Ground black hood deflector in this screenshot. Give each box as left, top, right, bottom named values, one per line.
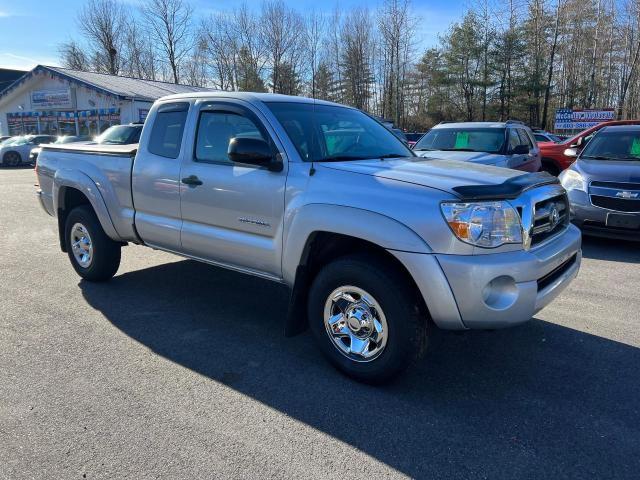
left=452, top=172, right=560, bottom=200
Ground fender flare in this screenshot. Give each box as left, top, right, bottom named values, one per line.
left=53, top=169, right=120, bottom=242
left=281, top=203, right=431, bottom=285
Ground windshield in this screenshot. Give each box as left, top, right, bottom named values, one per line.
left=414, top=127, right=506, bottom=154
left=8, top=136, right=34, bottom=146
left=265, top=103, right=413, bottom=162
left=95, top=125, right=142, bottom=145
left=580, top=130, right=640, bottom=161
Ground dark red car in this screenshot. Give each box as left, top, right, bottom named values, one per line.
left=539, top=120, right=640, bottom=175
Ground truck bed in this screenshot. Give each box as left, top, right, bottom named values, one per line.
left=37, top=143, right=139, bottom=243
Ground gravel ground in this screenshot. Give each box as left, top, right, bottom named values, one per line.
left=1, top=167, right=639, bottom=479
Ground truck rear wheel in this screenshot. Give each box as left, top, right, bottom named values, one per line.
left=308, top=254, right=427, bottom=383
left=64, top=205, right=121, bottom=281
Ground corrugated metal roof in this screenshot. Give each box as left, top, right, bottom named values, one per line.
left=0, top=65, right=212, bottom=102
left=44, top=66, right=212, bottom=100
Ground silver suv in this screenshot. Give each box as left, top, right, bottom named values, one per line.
left=413, top=121, right=542, bottom=172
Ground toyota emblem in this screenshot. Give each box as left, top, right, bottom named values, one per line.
left=549, top=205, right=560, bottom=228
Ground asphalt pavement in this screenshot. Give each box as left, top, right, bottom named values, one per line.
left=1, top=167, right=639, bottom=479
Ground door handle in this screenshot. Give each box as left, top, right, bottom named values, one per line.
left=182, top=175, right=203, bottom=187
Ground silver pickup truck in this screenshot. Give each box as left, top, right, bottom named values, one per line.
left=36, top=93, right=581, bottom=383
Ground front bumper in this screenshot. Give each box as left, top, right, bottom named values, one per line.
left=568, top=189, right=640, bottom=241
left=392, top=224, right=581, bottom=330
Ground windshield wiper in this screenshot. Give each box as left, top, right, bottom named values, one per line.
left=413, top=148, right=435, bottom=151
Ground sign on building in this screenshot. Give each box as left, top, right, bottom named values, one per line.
left=554, top=108, right=615, bottom=130
left=30, top=88, right=76, bottom=109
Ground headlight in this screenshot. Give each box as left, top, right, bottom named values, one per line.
left=558, top=169, right=585, bottom=192
left=441, top=201, right=523, bottom=248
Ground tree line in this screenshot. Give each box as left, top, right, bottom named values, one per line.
left=60, top=0, right=640, bottom=131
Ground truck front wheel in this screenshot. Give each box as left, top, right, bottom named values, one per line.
left=64, top=205, right=121, bottom=281
left=308, top=254, right=427, bottom=383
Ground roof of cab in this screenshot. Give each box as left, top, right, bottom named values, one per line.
left=157, top=91, right=347, bottom=108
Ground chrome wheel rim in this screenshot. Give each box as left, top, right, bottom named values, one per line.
left=70, top=223, right=93, bottom=268
left=323, top=286, right=388, bottom=362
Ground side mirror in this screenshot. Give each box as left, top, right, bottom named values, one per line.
left=510, top=145, right=529, bottom=155
left=563, top=148, right=578, bottom=158
left=228, top=137, right=282, bottom=172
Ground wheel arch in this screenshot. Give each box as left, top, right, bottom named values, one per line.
left=282, top=204, right=431, bottom=336
left=53, top=171, right=120, bottom=251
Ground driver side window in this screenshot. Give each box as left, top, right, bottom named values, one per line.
left=195, top=111, right=267, bottom=164
left=508, top=129, right=521, bottom=151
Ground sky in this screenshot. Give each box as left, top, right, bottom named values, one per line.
left=0, top=0, right=467, bottom=72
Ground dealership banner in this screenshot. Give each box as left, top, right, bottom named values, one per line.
left=30, top=88, right=76, bottom=109
left=554, top=108, right=615, bottom=130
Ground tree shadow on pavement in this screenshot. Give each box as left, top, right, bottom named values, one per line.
left=80, top=259, right=640, bottom=479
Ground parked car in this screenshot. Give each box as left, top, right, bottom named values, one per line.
left=1, top=135, right=56, bottom=167
left=413, top=121, right=541, bottom=172
left=532, top=130, right=563, bottom=143
left=93, top=123, right=143, bottom=145
left=0, top=135, right=11, bottom=144
left=559, top=124, right=640, bottom=241
left=405, top=132, right=424, bottom=148
left=36, top=92, right=580, bottom=383
left=539, top=120, right=640, bottom=175
left=30, top=135, right=92, bottom=163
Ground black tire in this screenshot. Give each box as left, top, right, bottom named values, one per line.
left=308, top=254, right=427, bottom=384
left=64, top=205, right=121, bottom=281
left=2, top=152, right=21, bottom=167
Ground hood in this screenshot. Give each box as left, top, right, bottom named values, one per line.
left=414, top=150, right=507, bottom=167
left=574, top=158, right=640, bottom=183
left=317, top=157, right=524, bottom=195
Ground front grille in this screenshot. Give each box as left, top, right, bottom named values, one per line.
left=589, top=181, right=640, bottom=212
left=590, top=195, right=640, bottom=212
left=530, top=194, right=569, bottom=246
left=591, top=180, right=640, bottom=190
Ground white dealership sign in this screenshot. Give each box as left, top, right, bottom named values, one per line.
left=554, top=108, right=615, bottom=130
left=30, top=88, right=76, bottom=109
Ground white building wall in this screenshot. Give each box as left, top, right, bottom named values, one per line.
left=0, top=69, right=140, bottom=136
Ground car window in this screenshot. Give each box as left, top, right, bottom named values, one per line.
left=508, top=129, right=521, bottom=151
left=534, top=134, right=546, bottom=142
left=266, top=102, right=412, bottom=161
left=195, top=111, right=268, bottom=164
left=148, top=103, right=189, bottom=159
left=517, top=129, right=534, bottom=148
left=580, top=130, right=640, bottom=160
left=415, top=127, right=506, bottom=154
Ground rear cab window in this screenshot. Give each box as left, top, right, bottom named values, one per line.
left=148, top=102, right=189, bottom=158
